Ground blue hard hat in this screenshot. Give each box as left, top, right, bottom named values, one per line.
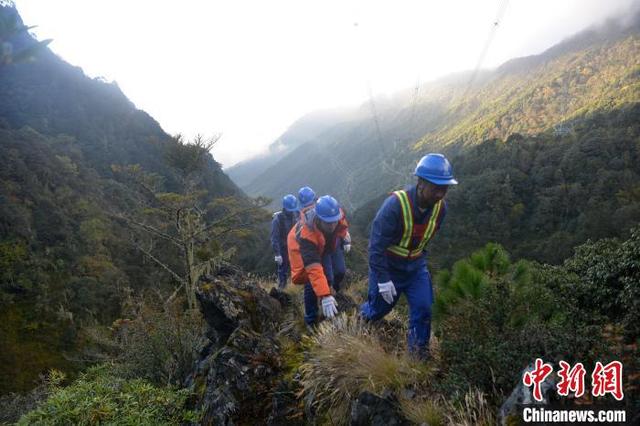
left=298, top=186, right=316, bottom=208
left=315, top=195, right=342, bottom=223
left=414, top=153, right=458, bottom=185
left=282, top=194, right=300, bottom=212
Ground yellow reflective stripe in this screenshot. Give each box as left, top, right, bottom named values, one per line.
left=387, top=245, right=410, bottom=257
left=409, top=249, right=423, bottom=258
left=394, top=191, right=411, bottom=248
left=393, top=190, right=413, bottom=248
left=388, top=200, right=442, bottom=259
left=388, top=191, right=443, bottom=259
left=426, top=200, right=443, bottom=241
left=416, top=200, right=443, bottom=252
left=389, top=246, right=426, bottom=258
left=388, top=190, right=414, bottom=258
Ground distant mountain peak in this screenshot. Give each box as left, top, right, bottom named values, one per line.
left=233, top=17, right=640, bottom=212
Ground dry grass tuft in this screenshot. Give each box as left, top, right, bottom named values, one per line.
left=299, top=313, right=432, bottom=423
left=399, top=395, right=446, bottom=426
left=283, top=282, right=304, bottom=297
left=400, top=388, right=495, bottom=426
left=341, top=276, right=368, bottom=305
left=444, top=388, right=496, bottom=426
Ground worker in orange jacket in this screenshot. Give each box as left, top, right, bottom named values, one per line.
left=297, top=185, right=351, bottom=291
left=287, top=195, right=349, bottom=326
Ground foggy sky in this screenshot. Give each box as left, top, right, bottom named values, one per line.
left=13, top=0, right=639, bottom=167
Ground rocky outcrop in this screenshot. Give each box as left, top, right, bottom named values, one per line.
left=187, top=272, right=410, bottom=425
left=187, top=274, right=292, bottom=425
left=350, top=391, right=409, bottom=426
left=499, top=363, right=557, bottom=425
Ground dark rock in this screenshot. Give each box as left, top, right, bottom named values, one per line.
left=213, top=261, right=242, bottom=277
left=269, top=287, right=293, bottom=308
left=196, top=329, right=282, bottom=425
left=189, top=273, right=363, bottom=424
left=350, top=391, right=410, bottom=426
left=401, top=388, right=416, bottom=400
left=196, top=275, right=282, bottom=345
left=188, top=276, right=289, bottom=424
left=499, top=363, right=557, bottom=426
left=267, top=379, right=305, bottom=426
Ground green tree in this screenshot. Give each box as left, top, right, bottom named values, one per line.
left=112, top=135, right=269, bottom=309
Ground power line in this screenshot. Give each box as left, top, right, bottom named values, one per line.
left=303, top=1, right=511, bottom=210
left=461, top=0, right=510, bottom=100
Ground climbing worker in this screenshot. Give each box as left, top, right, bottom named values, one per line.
left=361, top=153, right=458, bottom=359
left=298, top=186, right=316, bottom=215
left=298, top=185, right=351, bottom=290
left=271, top=194, right=300, bottom=289
left=325, top=208, right=351, bottom=292
left=288, top=195, right=349, bottom=326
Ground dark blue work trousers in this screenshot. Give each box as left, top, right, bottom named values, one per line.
left=303, top=245, right=346, bottom=325
left=361, top=265, right=433, bottom=357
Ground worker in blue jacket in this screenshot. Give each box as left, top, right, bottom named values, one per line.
left=271, top=194, right=300, bottom=289
left=361, top=153, right=458, bottom=359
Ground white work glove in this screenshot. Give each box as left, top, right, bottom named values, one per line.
left=321, top=296, right=338, bottom=319
left=378, top=281, right=397, bottom=304
left=274, top=255, right=283, bottom=265
left=343, top=232, right=352, bottom=253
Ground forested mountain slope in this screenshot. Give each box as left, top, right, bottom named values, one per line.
left=351, top=103, right=640, bottom=269
left=0, top=4, right=268, bottom=393
left=240, top=11, right=640, bottom=214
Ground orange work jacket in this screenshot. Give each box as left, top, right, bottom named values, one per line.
left=287, top=209, right=348, bottom=297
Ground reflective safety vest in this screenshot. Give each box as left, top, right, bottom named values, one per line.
left=386, top=190, right=443, bottom=259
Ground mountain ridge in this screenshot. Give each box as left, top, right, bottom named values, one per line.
left=233, top=9, right=640, bottom=212
left=0, top=3, right=269, bottom=393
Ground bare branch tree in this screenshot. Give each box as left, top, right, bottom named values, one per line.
left=110, top=134, right=269, bottom=309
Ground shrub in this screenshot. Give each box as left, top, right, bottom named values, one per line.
left=0, top=369, right=64, bottom=424
left=17, top=364, right=198, bottom=425
left=109, top=297, right=204, bottom=386
left=433, top=243, right=607, bottom=398
left=561, top=226, right=640, bottom=341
